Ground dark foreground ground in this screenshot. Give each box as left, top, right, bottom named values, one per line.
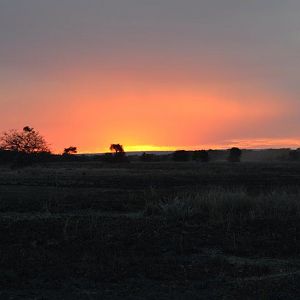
left=1, top=161, right=300, bottom=299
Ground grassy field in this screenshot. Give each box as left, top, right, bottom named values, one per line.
left=2, top=161, right=300, bottom=299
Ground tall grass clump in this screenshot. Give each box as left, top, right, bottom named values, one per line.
left=144, top=187, right=300, bottom=224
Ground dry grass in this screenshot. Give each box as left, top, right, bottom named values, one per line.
left=144, top=187, right=300, bottom=223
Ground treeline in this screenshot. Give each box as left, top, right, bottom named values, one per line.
left=139, top=148, right=242, bottom=163
left=0, top=126, right=300, bottom=167
left=159, top=148, right=300, bottom=163
left=0, top=148, right=241, bottom=166
left=171, top=148, right=241, bottom=162
left=0, top=126, right=129, bottom=167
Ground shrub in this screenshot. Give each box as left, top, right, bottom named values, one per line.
left=193, top=150, right=210, bottom=162
left=228, top=147, right=242, bottom=162
left=172, top=150, right=190, bottom=162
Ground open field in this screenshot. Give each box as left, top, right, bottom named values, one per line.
left=2, top=161, right=300, bottom=299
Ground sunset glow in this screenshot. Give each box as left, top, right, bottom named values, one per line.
left=1, top=1, right=300, bottom=153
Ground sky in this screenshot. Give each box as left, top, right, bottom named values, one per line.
left=1, top=0, right=300, bottom=153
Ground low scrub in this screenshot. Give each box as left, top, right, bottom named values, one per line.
left=144, top=187, right=300, bottom=224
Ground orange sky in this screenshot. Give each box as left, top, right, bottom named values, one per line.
left=2, top=69, right=296, bottom=153
left=1, top=1, right=300, bottom=153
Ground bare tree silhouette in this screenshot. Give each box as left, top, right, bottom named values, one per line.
left=0, top=126, right=50, bottom=153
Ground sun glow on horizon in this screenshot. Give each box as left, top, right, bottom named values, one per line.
left=124, top=145, right=178, bottom=152
left=1, top=65, right=294, bottom=154
left=75, top=137, right=300, bottom=155
left=1, top=1, right=300, bottom=156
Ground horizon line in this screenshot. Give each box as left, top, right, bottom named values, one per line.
left=77, top=147, right=299, bottom=155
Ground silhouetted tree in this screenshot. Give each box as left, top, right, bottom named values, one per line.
left=109, top=144, right=124, bottom=154
left=228, top=147, right=242, bottom=162
left=0, top=126, right=50, bottom=154
left=172, top=150, right=190, bottom=162
left=63, top=146, right=78, bottom=155
left=109, top=144, right=127, bottom=162
left=193, top=150, right=209, bottom=162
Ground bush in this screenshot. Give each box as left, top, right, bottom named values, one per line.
left=172, top=150, right=190, bottom=162
left=193, top=150, right=209, bottom=162
left=228, top=147, right=242, bottom=162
